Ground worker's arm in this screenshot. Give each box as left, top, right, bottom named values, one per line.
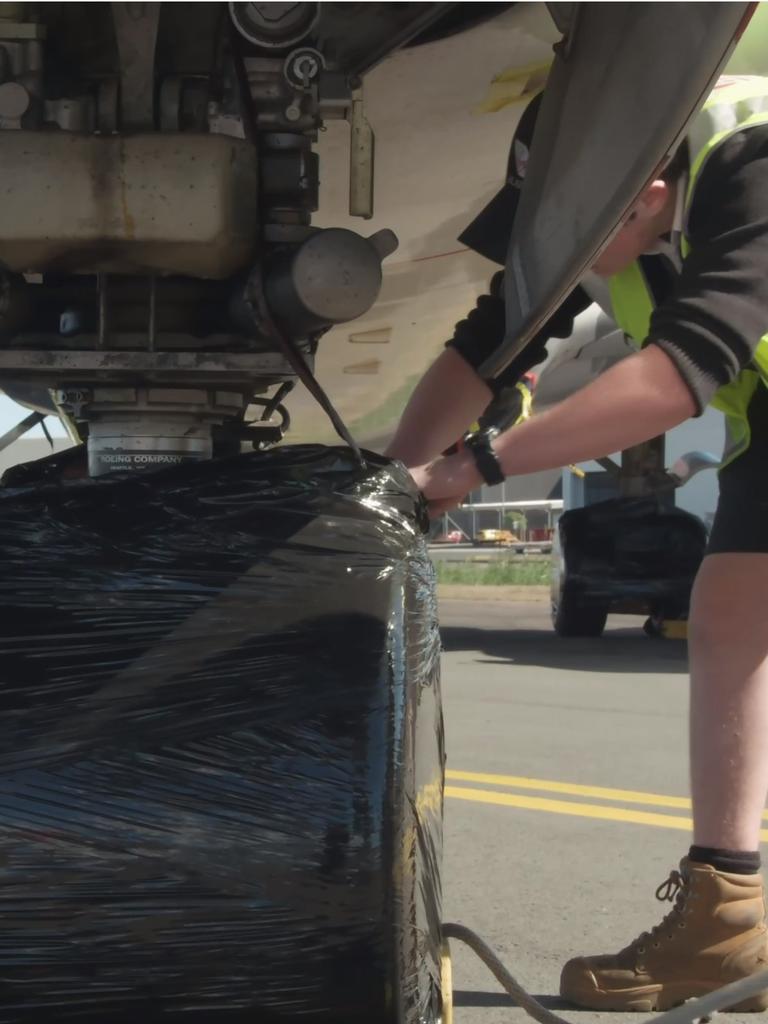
left=410, top=344, right=696, bottom=510
left=411, top=127, right=768, bottom=505
left=384, top=348, right=492, bottom=465
left=647, top=126, right=768, bottom=408
left=385, top=274, right=590, bottom=467
left=385, top=274, right=510, bottom=465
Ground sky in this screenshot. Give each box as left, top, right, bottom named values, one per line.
left=0, top=395, right=67, bottom=440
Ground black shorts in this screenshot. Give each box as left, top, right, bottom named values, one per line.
left=707, top=381, right=768, bottom=554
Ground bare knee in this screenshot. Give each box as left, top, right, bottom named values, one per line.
left=689, top=553, right=768, bottom=674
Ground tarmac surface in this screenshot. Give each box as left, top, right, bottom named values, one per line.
left=439, top=598, right=765, bottom=1024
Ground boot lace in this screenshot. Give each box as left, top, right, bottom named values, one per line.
left=632, top=869, right=690, bottom=956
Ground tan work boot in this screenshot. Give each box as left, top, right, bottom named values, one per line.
left=560, top=858, right=768, bottom=1012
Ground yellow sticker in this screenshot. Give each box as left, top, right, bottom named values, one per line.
left=476, top=60, right=552, bottom=114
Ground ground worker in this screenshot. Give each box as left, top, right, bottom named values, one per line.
left=386, top=76, right=768, bottom=1011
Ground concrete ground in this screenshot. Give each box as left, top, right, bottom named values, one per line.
left=439, top=599, right=765, bottom=1024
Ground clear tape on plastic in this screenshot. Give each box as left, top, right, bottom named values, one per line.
left=0, top=445, right=445, bottom=1023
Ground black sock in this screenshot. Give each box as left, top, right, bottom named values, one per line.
left=689, top=845, right=762, bottom=875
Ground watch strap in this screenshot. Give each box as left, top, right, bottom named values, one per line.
left=465, top=431, right=505, bottom=486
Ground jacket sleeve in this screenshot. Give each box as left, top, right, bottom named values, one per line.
left=647, top=124, right=768, bottom=413
left=446, top=271, right=591, bottom=393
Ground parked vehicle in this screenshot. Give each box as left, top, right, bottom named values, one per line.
left=476, top=528, right=519, bottom=546
left=433, top=529, right=464, bottom=544
left=551, top=496, right=707, bottom=637
left=551, top=451, right=717, bottom=636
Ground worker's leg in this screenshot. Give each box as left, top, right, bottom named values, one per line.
left=689, top=405, right=768, bottom=853
left=561, top=559, right=768, bottom=1011
left=689, top=553, right=768, bottom=850
left=560, top=395, right=768, bottom=1010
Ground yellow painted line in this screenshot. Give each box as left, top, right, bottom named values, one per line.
left=446, top=769, right=689, bottom=808
left=445, top=785, right=693, bottom=830
left=445, top=786, right=768, bottom=842
left=446, top=769, right=768, bottom=821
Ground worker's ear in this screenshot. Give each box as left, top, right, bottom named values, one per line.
left=629, top=179, right=670, bottom=222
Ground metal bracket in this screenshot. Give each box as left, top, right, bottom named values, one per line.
left=596, top=456, right=621, bottom=476
left=49, top=388, right=84, bottom=444
left=348, top=85, right=374, bottom=219
left=112, top=2, right=161, bottom=129
left=0, top=349, right=303, bottom=385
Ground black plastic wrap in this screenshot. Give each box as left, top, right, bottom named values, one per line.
left=0, top=446, right=444, bottom=1024
left=557, top=496, right=707, bottom=615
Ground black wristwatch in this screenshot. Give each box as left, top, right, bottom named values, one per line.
left=465, top=430, right=505, bottom=486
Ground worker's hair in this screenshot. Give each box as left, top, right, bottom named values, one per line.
left=660, top=140, right=689, bottom=183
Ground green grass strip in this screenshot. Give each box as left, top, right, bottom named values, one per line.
left=435, top=561, right=550, bottom=586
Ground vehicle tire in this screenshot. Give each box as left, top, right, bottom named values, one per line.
left=552, top=590, right=608, bottom=637
left=643, top=615, right=663, bottom=638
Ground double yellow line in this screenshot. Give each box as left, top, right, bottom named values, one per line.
left=446, top=770, right=768, bottom=842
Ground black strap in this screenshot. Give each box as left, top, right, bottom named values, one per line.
left=272, top=327, right=365, bottom=468
left=465, top=431, right=505, bottom=486
left=244, top=275, right=365, bottom=468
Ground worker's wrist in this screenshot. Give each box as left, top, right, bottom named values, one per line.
left=451, top=449, right=483, bottom=494
left=465, top=430, right=505, bottom=486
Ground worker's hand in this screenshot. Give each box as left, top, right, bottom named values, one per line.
left=409, top=452, right=482, bottom=518
left=425, top=495, right=469, bottom=517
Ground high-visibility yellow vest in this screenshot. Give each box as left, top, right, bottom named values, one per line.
left=511, top=378, right=534, bottom=424
left=607, top=76, right=768, bottom=466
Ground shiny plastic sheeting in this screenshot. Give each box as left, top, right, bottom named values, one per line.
left=0, top=446, right=445, bottom=1024
left=557, top=496, right=707, bottom=616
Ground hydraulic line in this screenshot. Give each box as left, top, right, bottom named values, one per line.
left=443, top=922, right=768, bottom=1024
